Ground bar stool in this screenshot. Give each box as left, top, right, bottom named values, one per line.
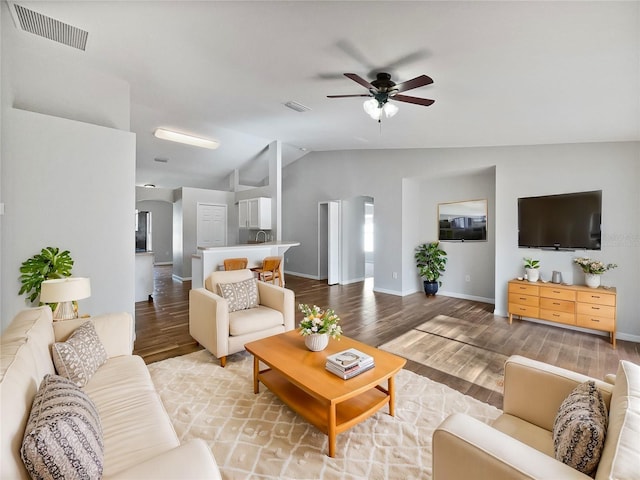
left=254, top=256, right=282, bottom=286
left=223, top=257, right=248, bottom=271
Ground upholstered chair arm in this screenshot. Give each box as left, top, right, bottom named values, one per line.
left=189, top=288, right=230, bottom=359
left=433, top=414, right=590, bottom=480
left=53, top=312, right=134, bottom=358
left=502, top=355, right=613, bottom=431
left=256, top=282, right=296, bottom=331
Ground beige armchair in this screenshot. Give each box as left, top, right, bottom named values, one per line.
left=189, top=269, right=295, bottom=367
left=433, top=355, right=639, bottom=479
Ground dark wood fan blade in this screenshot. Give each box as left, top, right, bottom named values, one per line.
left=344, top=73, right=375, bottom=90
left=394, top=75, right=434, bottom=93
left=393, top=94, right=435, bottom=106
left=327, top=94, right=371, bottom=98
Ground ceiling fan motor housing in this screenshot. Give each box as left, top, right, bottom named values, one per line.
left=370, top=73, right=398, bottom=105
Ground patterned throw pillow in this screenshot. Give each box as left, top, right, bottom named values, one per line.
left=52, top=321, right=108, bottom=387
left=553, top=380, right=608, bottom=476
left=21, top=374, right=103, bottom=480
left=217, top=278, right=260, bottom=312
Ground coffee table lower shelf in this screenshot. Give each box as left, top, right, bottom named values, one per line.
left=258, top=368, right=391, bottom=456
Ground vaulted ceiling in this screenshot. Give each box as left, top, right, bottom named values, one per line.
left=4, top=1, right=639, bottom=189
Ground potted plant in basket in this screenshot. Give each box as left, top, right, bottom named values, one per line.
left=415, top=242, right=447, bottom=296
left=523, top=257, right=540, bottom=283
left=298, top=304, right=342, bottom=351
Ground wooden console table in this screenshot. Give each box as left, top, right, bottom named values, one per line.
left=508, top=279, right=617, bottom=348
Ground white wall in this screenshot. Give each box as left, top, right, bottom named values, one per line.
left=172, top=187, right=235, bottom=280
left=1, top=109, right=136, bottom=328
left=282, top=142, right=640, bottom=340
left=403, top=167, right=496, bottom=301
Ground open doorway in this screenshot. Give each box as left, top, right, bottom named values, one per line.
left=364, top=202, right=374, bottom=278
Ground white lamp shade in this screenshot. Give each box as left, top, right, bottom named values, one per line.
left=383, top=102, right=399, bottom=118
left=363, top=98, right=381, bottom=120
left=40, top=277, right=91, bottom=303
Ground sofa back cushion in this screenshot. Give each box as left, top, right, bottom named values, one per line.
left=1, top=307, right=56, bottom=480
left=205, top=269, right=254, bottom=296
left=595, top=360, right=640, bottom=479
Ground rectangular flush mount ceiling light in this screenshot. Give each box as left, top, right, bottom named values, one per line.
left=154, top=128, right=220, bottom=149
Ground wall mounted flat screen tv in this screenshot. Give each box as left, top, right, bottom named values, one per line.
left=518, top=190, right=602, bottom=250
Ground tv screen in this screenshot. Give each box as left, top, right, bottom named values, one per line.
left=518, top=190, right=602, bottom=250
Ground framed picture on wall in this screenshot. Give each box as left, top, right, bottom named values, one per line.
left=438, top=199, right=488, bottom=242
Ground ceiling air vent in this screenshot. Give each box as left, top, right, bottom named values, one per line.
left=12, top=3, right=88, bottom=51
left=284, top=101, right=311, bottom=113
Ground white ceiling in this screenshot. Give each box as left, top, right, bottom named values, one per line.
left=5, top=1, right=639, bottom=189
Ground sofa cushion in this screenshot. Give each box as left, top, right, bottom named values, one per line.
left=52, top=321, right=108, bottom=387
left=21, top=374, right=103, bottom=480
left=553, top=380, right=608, bottom=476
left=83, top=355, right=180, bottom=477
left=217, top=278, right=260, bottom=312
left=595, top=360, right=640, bottom=479
left=229, top=305, right=284, bottom=336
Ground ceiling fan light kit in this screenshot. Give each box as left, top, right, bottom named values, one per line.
left=329, top=72, right=434, bottom=121
left=154, top=128, right=220, bottom=150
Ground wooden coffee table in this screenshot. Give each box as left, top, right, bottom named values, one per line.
left=244, top=330, right=406, bottom=457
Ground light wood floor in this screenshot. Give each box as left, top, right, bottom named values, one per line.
left=134, top=266, right=640, bottom=408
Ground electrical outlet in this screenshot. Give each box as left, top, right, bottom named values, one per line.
left=392, top=272, right=398, bottom=279
left=465, top=275, right=471, bottom=282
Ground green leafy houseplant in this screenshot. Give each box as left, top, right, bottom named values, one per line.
left=19, top=247, right=74, bottom=304
left=415, top=242, right=448, bottom=286
left=523, top=257, right=540, bottom=269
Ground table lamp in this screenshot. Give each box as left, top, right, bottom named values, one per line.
left=40, top=277, right=91, bottom=321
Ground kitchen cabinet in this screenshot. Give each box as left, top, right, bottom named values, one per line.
left=239, top=197, right=271, bottom=229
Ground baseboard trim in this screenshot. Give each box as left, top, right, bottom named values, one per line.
left=498, top=314, right=640, bottom=343
left=373, top=287, right=404, bottom=296
left=284, top=270, right=320, bottom=280
left=172, top=274, right=191, bottom=282
left=154, top=261, right=172, bottom=266
left=438, top=290, right=496, bottom=304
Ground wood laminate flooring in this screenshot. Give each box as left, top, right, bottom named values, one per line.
left=134, top=266, right=640, bottom=408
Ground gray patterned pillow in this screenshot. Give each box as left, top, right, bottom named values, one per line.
left=217, top=278, right=260, bottom=312
left=52, top=321, right=108, bottom=387
left=21, top=374, right=103, bottom=480
left=553, top=380, right=608, bottom=476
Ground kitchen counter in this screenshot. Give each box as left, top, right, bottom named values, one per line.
left=192, top=241, right=300, bottom=288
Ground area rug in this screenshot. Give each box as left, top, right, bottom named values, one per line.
left=379, top=315, right=508, bottom=394
left=148, top=349, right=501, bottom=479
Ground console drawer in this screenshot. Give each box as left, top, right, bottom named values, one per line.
left=577, top=314, right=615, bottom=332
left=577, top=291, right=616, bottom=306
left=509, top=303, right=539, bottom=318
left=576, top=303, right=615, bottom=318
left=540, top=309, right=575, bottom=325
left=508, top=293, right=539, bottom=307
left=540, top=297, right=575, bottom=313
left=540, top=286, right=576, bottom=301
left=509, top=282, right=539, bottom=296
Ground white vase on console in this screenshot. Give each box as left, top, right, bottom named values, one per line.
left=585, top=273, right=601, bottom=288
left=526, top=268, right=540, bottom=283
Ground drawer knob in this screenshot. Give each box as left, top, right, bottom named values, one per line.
left=553, top=314, right=560, bottom=317
left=553, top=302, right=560, bottom=305
left=591, top=318, right=600, bottom=322
left=519, top=297, right=527, bottom=301
left=592, top=307, right=600, bottom=310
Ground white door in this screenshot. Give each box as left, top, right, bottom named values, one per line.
left=197, top=203, right=227, bottom=247
left=327, top=201, right=341, bottom=285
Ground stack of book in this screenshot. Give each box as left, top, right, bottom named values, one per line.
left=325, top=348, right=375, bottom=379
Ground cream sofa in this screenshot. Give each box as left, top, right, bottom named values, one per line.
left=1, top=306, right=221, bottom=479
left=433, top=355, right=639, bottom=479
left=190, top=269, right=295, bottom=367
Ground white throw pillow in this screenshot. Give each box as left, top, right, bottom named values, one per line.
left=52, top=321, right=108, bottom=387
left=218, top=278, right=260, bottom=312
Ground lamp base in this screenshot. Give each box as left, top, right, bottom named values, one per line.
left=52, top=301, right=78, bottom=321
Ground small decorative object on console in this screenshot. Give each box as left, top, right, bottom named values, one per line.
left=523, top=257, right=540, bottom=283
left=573, top=257, right=617, bottom=289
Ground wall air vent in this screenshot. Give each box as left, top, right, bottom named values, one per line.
left=284, top=101, right=311, bottom=113
left=12, top=3, right=88, bottom=51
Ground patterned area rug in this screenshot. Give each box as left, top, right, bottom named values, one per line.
left=148, top=349, right=501, bottom=479
left=379, top=315, right=508, bottom=394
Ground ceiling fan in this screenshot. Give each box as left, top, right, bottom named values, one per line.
left=327, top=72, right=435, bottom=121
